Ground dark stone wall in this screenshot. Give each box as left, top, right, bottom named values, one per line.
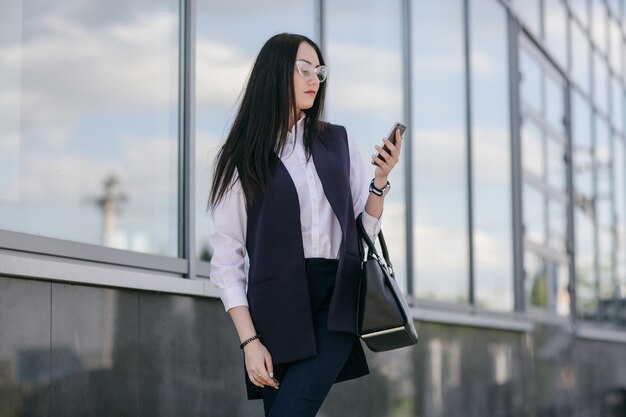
left=0, top=276, right=625, bottom=417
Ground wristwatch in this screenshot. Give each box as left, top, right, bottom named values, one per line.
left=369, top=179, right=391, bottom=197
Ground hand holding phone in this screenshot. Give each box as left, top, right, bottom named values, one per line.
left=375, top=122, right=406, bottom=164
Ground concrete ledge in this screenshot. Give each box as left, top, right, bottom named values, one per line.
left=576, top=325, right=626, bottom=344
left=411, top=306, right=535, bottom=332
left=0, top=249, right=221, bottom=299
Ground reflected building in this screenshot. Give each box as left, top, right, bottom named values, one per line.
left=1, top=0, right=626, bottom=416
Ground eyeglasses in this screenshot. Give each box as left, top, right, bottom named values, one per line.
left=295, top=60, right=328, bottom=83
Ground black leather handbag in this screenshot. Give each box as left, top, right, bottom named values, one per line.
left=355, top=213, right=419, bottom=352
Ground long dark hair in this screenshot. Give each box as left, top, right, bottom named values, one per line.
left=209, top=33, right=327, bottom=210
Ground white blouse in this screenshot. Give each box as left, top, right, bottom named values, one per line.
left=209, top=117, right=383, bottom=311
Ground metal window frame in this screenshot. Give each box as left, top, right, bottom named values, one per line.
left=403, top=0, right=414, bottom=296
left=180, top=0, right=197, bottom=279
left=463, top=0, right=476, bottom=307
left=515, top=8, right=577, bottom=317
left=0, top=0, right=196, bottom=279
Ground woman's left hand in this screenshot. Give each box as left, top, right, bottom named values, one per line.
left=371, top=129, right=402, bottom=178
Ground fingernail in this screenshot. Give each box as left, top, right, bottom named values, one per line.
left=371, top=154, right=377, bottom=159
left=269, top=371, right=274, bottom=378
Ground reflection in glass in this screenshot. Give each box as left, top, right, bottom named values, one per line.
left=544, top=0, right=567, bottom=69
left=471, top=0, right=513, bottom=310
left=521, top=119, right=544, bottom=179
left=547, top=197, right=567, bottom=253
left=609, top=18, right=622, bottom=74
left=608, top=0, right=622, bottom=17
left=511, top=0, right=541, bottom=36
left=0, top=1, right=21, bottom=203
left=595, top=116, right=611, bottom=197
left=611, top=77, right=623, bottom=133
left=575, top=208, right=596, bottom=316
left=571, top=21, right=590, bottom=94
left=598, top=227, right=614, bottom=300
left=523, top=183, right=546, bottom=245
left=525, top=250, right=547, bottom=308
left=569, top=0, right=589, bottom=27
left=594, top=52, right=609, bottom=116
left=546, top=138, right=566, bottom=192
left=195, top=0, right=316, bottom=261
left=572, top=91, right=593, bottom=202
left=545, top=74, right=565, bottom=136
left=614, top=140, right=626, bottom=298
left=591, top=1, right=607, bottom=54
left=0, top=0, right=179, bottom=256
left=572, top=89, right=593, bottom=149
left=326, top=0, right=406, bottom=288
left=554, top=261, right=570, bottom=316
left=520, top=48, right=542, bottom=114
left=412, top=1, right=468, bottom=302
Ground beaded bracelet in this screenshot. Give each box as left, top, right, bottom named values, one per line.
left=240, top=334, right=261, bottom=349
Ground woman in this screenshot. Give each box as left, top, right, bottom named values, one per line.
left=208, top=33, right=402, bottom=417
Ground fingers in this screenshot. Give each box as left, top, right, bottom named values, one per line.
left=245, top=353, right=279, bottom=388
left=395, top=129, right=403, bottom=152
left=382, top=138, right=400, bottom=162
left=247, top=370, right=264, bottom=387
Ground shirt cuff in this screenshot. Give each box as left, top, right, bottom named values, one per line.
left=220, top=286, right=249, bottom=312
left=361, top=210, right=382, bottom=241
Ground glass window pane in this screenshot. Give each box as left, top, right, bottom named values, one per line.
left=598, top=227, right=614, bottom=300
left=615, top=140, right=626, bottom=299
left=548, top=197, right=567, bottom=253
left=0, top=0, right=179, bottom=256
left=512, top=0, right=541, bottom=36
left=545, top=73, right=565, bottom=135
left=608, top=0, right=622, bottom=17
left=471, top=0, right=513, bottom=311
left=525, top=250, right=548, bottom=309
left=520, top=48, right=543, bottom=114
left=571, top=21, right=591, bottom=94
left=0, top=2, right=21, bottom=203
left=554, top=261, right=571, bottom=316
left=594, top=52, right=609, bottom=116
left=521, top=119, right=544, bottom=178
left=545, top=0, right=568, bottom=69
left=412, top=1, right=468, bottom=303
left=524, top=183, right=546, bottom=244
left=547, top=138, right=566, bottom=192
left=575, top=208, right=596, bottom=317
left=326, top=0, right=406, bottom=288
left=595, top=116, right=611, bottom=197
left=195, top=0, right=316, bottom=261
left=572, top=90, right=593, bottom=149
left=609, top=18, right=622, bottom=74
left=572, top=91, right=594, bottom=215
left=612, top=77, right=623, bottom=133
left=569, top=0, right=589, bottom=28
left=592, top=1, right=607, bottom=54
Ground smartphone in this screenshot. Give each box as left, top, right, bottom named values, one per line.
left=376, top=122, right=406, bottom=163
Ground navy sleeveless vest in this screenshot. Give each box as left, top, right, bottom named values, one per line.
left=243, top=123, right=369, bottom=399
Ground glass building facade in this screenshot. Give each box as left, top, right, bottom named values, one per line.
left=1, top=0, right=626, bottom=416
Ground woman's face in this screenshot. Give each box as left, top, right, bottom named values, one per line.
left=293, top=41, right=321, bottom=114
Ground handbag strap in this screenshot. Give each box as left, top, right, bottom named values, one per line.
left=356, top=213, right=394, bottom=275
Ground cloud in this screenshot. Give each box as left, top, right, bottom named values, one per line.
left=195, top=39, right=252, bottom=109
left=412, top=126, right=510, bottom=189
left=324, top=40, right=403, bottom=112
left=0, top=11, right=178, bottom=147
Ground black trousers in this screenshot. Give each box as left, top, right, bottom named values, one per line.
left=261, top=258, right=356, bottom=417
